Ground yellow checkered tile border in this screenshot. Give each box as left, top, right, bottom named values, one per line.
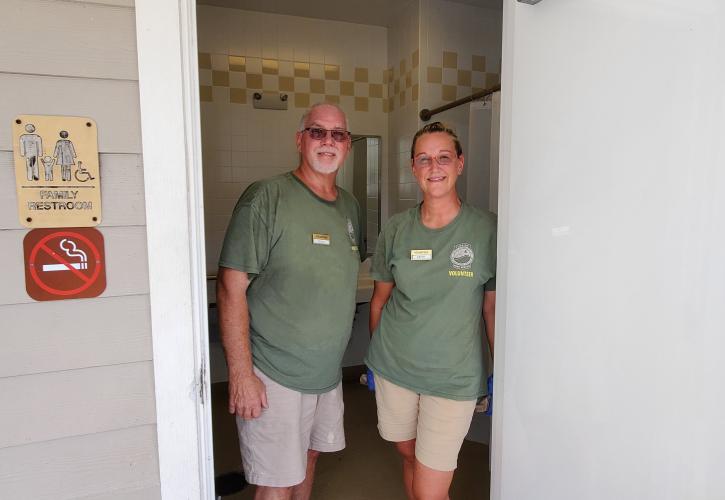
left=383, top=50, right=500, bottom=112
left=425, top=50, right=500, bottom=103
left=200, top=51, right=500, bottom=112
left=199, top=53, right=388, bottom=112
left=384, top=49, right=420, bottom=112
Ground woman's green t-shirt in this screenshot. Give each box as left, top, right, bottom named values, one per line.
left=365, top=203, right=496, bottom=400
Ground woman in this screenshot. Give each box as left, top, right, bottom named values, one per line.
left=365, top=122, right=496, bottom=500
left=53, top=130, right=77, bottom=182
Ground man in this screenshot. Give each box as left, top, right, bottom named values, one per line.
left=19, top=123, right=43, bottom=181
left=217, top=102, right=364, bottom=500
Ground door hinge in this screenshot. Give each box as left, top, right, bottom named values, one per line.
left=199, top=364, right=207, bottom=404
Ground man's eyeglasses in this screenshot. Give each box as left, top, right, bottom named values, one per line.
left=303, top=127, right=351, bottom=143
left=413, top=153, right=457, bottom=168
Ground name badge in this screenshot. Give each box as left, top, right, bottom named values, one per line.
left=312, top=233, right=330, bottom=245
left=351, top=245, right=359, bottom=251
left=410, top=249, right=432, bottom=261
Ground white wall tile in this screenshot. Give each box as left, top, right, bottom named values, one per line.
left=354, top=82, right=368, bottom=97
left=294, top=78, right=310, bottom=93
left=340, top=64, right=354, bottom=81
left=212, top=86, right=229, bottom=104
left=230, top=109, right=249, bottom=135
left=262, top=75, right=278, bottom=91
left=230, top=134, right=248, bottom=152
left=197, top=6, right=228, bottom=53
left=229, top=72, right=244, bottom=88
left=279, top=60, right=294, bottom=77
left=211, top=54, right=229, bottom=71
left=293, top=45, right=310, bottom=63
left=199, top=69, right=212, bottom=86
left=325, top=80, right=340, bottom=95
left=246, top=57, right=262, bottom=74
left=231, top=150, right=247, bottom=167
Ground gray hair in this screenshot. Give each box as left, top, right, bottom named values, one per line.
left=298, top=101, right=349, bottom=132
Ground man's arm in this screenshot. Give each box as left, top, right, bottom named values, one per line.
left=217, top=266, right=268, bottom=419
left=369, top=280, right=395, bottom=336
left=483, top=290, right=496, bottom=355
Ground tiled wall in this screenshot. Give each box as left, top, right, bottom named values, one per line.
left=198, top=54, right=389, bottom=113
left=387, top=2, right=421, bottom=215
left=385, top=0, right=502, bottom=215
left=384, top=48, right=420, bottom=113
left=424, top=50, right=500, bottom=103
left=419, top=0, right=503, bottom=203
left=197, top=6, right=389, bottom=272
left=197, top=2, right=502, bottom=269
left=420, top=0, right=502, bottom=106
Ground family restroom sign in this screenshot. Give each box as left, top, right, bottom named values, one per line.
left=12, top=115, right=102, bottom=228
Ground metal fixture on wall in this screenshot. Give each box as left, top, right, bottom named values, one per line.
left=419, top=84, right=501, bottom=122
left=252, top=92, right=289, bottom=110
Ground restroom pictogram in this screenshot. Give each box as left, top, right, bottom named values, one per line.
left=13, top=115, right=102, bottom=228
left=23, top=228, right=106, bottom=301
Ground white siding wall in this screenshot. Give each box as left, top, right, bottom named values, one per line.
left=0, top=1, right=160, bottom=499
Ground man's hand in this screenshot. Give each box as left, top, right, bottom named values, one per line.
left=228, top=373, right=268, bottom=419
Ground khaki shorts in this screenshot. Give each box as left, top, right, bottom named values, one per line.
left=373, top=373, right=476, bottom=472
left=236, top=367, right=345, bottom=487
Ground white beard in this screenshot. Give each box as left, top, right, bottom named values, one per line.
left=309, top=149, right=342, bottom=174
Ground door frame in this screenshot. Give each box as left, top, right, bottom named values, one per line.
left=135, top=1, right=215, bottom=498
left=134, top=1, right=516, bottom=499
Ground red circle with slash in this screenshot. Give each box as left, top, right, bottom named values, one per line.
left=23, top=228, right=106, bottom=301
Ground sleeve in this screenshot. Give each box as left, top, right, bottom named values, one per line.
left=483, top=218, right=497, bottom=292
left=371, top=222, right=394, bottom=282
left=218, top=185, right=272, bottom=275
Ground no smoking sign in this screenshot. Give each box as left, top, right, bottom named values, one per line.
left=23, top=228, right=106, bottom=301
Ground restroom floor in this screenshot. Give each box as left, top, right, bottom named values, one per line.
left=212, top=376, right=491, bottom=499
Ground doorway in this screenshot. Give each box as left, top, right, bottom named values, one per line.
left=194, top=0, right=503, bottom=498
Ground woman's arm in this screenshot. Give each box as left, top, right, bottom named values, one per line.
left=369, top=280, right=395, bottom=337
left=483, top=290, right=496, bottom=355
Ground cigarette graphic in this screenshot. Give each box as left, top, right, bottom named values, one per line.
left=42, top=262, right=88, bottom=272
left=42, top=239, right=89, bottom=273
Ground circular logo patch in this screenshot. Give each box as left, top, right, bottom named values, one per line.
left=450, top=243, right=474, bottom=269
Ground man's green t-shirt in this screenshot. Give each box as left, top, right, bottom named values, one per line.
left=365, top=203, right=496, bottom=400
left=219, top=172, right=364, bottom=393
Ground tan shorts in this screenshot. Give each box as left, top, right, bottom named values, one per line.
left=373, top=373, right=476, bottom=472
left=236, top=367, right=345, bottom=487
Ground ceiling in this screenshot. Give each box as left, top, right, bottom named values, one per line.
left=196, top=0, right=502, bottom=27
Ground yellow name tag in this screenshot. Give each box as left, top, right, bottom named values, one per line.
left=312, top=233, right=330, bottom=245
left=410, top=249, right=433, bottom=261
left=351, top=245, right=359, bottom=251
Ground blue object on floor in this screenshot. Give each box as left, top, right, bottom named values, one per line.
left=485, top=374, right=493, bottom=416
left=366, top=368, right=376, bottom=391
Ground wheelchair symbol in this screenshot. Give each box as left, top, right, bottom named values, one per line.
left=74, top=161, right=95, bottom=182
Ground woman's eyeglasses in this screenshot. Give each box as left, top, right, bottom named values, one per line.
left=413, top=154, right=457, bottom=168
left=303, top=127, right=351, bottom=142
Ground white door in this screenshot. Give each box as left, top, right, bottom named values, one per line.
left=493, top=1, right=725, bottom=499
